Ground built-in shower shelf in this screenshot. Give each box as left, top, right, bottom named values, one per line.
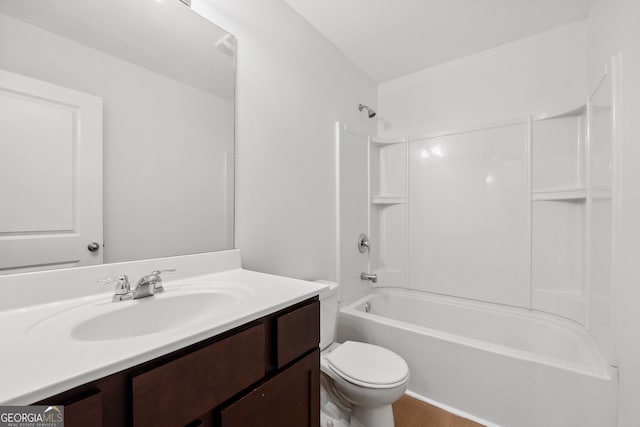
left=371, top=195, right=407, bottom=205
left=532, top=188, right=586, bottom=201
left=532, top=104, right=587, bottom=121
left=370, top=136, right=406, bottom=145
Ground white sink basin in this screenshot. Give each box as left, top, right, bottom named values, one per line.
left=27, top=282, right=253, bottom=342
left=71, top=292, right=235, bottom=341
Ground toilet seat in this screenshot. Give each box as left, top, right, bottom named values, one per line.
left=326, top=341, right=409, bottom=389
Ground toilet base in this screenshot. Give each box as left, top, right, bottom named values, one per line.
left=320, top=411, right=350, bottom=427
left=350, top=404, right=395, bottom=427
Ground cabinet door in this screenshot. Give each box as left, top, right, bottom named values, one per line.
left=220, top=349, right=320, bottom=427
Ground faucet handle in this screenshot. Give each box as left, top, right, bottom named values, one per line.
left=98, top=275, right=132, bottom=301
left=148, top=268, right=176, bottom=293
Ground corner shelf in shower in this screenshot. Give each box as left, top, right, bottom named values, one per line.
left=530, top=102, right=590, bottom=325
left=532, top=188, right=587, bottom=201
left=370, top=136, right=406, bottom=145
left=371, top=195, right=406, bottom=205
left=531, top=104, right=587, bottom=121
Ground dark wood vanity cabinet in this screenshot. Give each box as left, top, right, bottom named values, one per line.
left=132, top=324, right=266, bottom=426
left=36, top=298, right=320, bottom=427
left=219, top=350, right=319, bottom=427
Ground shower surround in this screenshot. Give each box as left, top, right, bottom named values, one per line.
left=334, top=59, right=617, bottom=425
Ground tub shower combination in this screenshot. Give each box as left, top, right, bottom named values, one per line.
left=337, top=76, right=617, bottom=426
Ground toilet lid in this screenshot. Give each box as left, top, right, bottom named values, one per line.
left=326, top=341, right=409, bottom=388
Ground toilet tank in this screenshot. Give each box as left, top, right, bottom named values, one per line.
left=316, top=280, right=339, bottom=350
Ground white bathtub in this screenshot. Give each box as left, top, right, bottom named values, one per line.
left=337, top=289, right=617, bottom=427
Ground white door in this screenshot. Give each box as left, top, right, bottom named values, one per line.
left=0, top=69, right=103, bottom=273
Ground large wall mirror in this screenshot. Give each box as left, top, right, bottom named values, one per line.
left=0, top=0, right=235, bottom=274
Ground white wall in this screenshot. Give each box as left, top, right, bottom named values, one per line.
left=378, top=21, right=587, bottom=137
left=0, top=14, right=233, bottom=263
left=586, top=1, right=640, bottom=426
left=193, top=0, right=377, bottom=281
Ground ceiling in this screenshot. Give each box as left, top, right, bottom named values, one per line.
left=284, top=0, right=589, bottom=82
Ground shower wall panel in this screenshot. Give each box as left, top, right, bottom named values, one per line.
left=408, top=123, right=530, bottom=307
left=369, top=139, right=408, bottom=288
left=587, top=69, right=615, bottom=365
left=336, top=123, right=370, bottom=303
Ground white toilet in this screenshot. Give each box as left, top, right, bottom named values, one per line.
left=318, top=281, right=409, bottom=427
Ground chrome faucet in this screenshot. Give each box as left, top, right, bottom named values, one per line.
left=99, top=269, right=175, bottom=301
left=133, top=269, right=175, bottom=299
left=360, top=272, right=378, bottom=283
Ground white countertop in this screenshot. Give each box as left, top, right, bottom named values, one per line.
left=0, top=267, right=327, bottom=404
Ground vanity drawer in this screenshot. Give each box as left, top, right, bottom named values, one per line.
left=131, top=324, right=265, bottom=427
left=276, top=299, right=320, bottom=367
left=219, top=348, right=320, bottom=427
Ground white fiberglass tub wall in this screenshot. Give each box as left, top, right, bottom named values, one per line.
left=338, top=289, right=617, bottom=427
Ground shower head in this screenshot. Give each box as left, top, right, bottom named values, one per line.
left=358, top=104, right=376, bottom=118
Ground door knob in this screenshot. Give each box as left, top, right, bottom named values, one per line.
left=87, top=242, right=101, bottom=252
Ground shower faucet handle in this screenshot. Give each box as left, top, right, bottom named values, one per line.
left=358, top=233, right=370, bottom=253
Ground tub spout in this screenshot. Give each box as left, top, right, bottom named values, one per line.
left=360, top=272, right=377, bottom=283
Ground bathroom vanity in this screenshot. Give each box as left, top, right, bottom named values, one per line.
left=36, top=298, right=320, bottom=427
left=0, top=250, right=326, bottom=427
